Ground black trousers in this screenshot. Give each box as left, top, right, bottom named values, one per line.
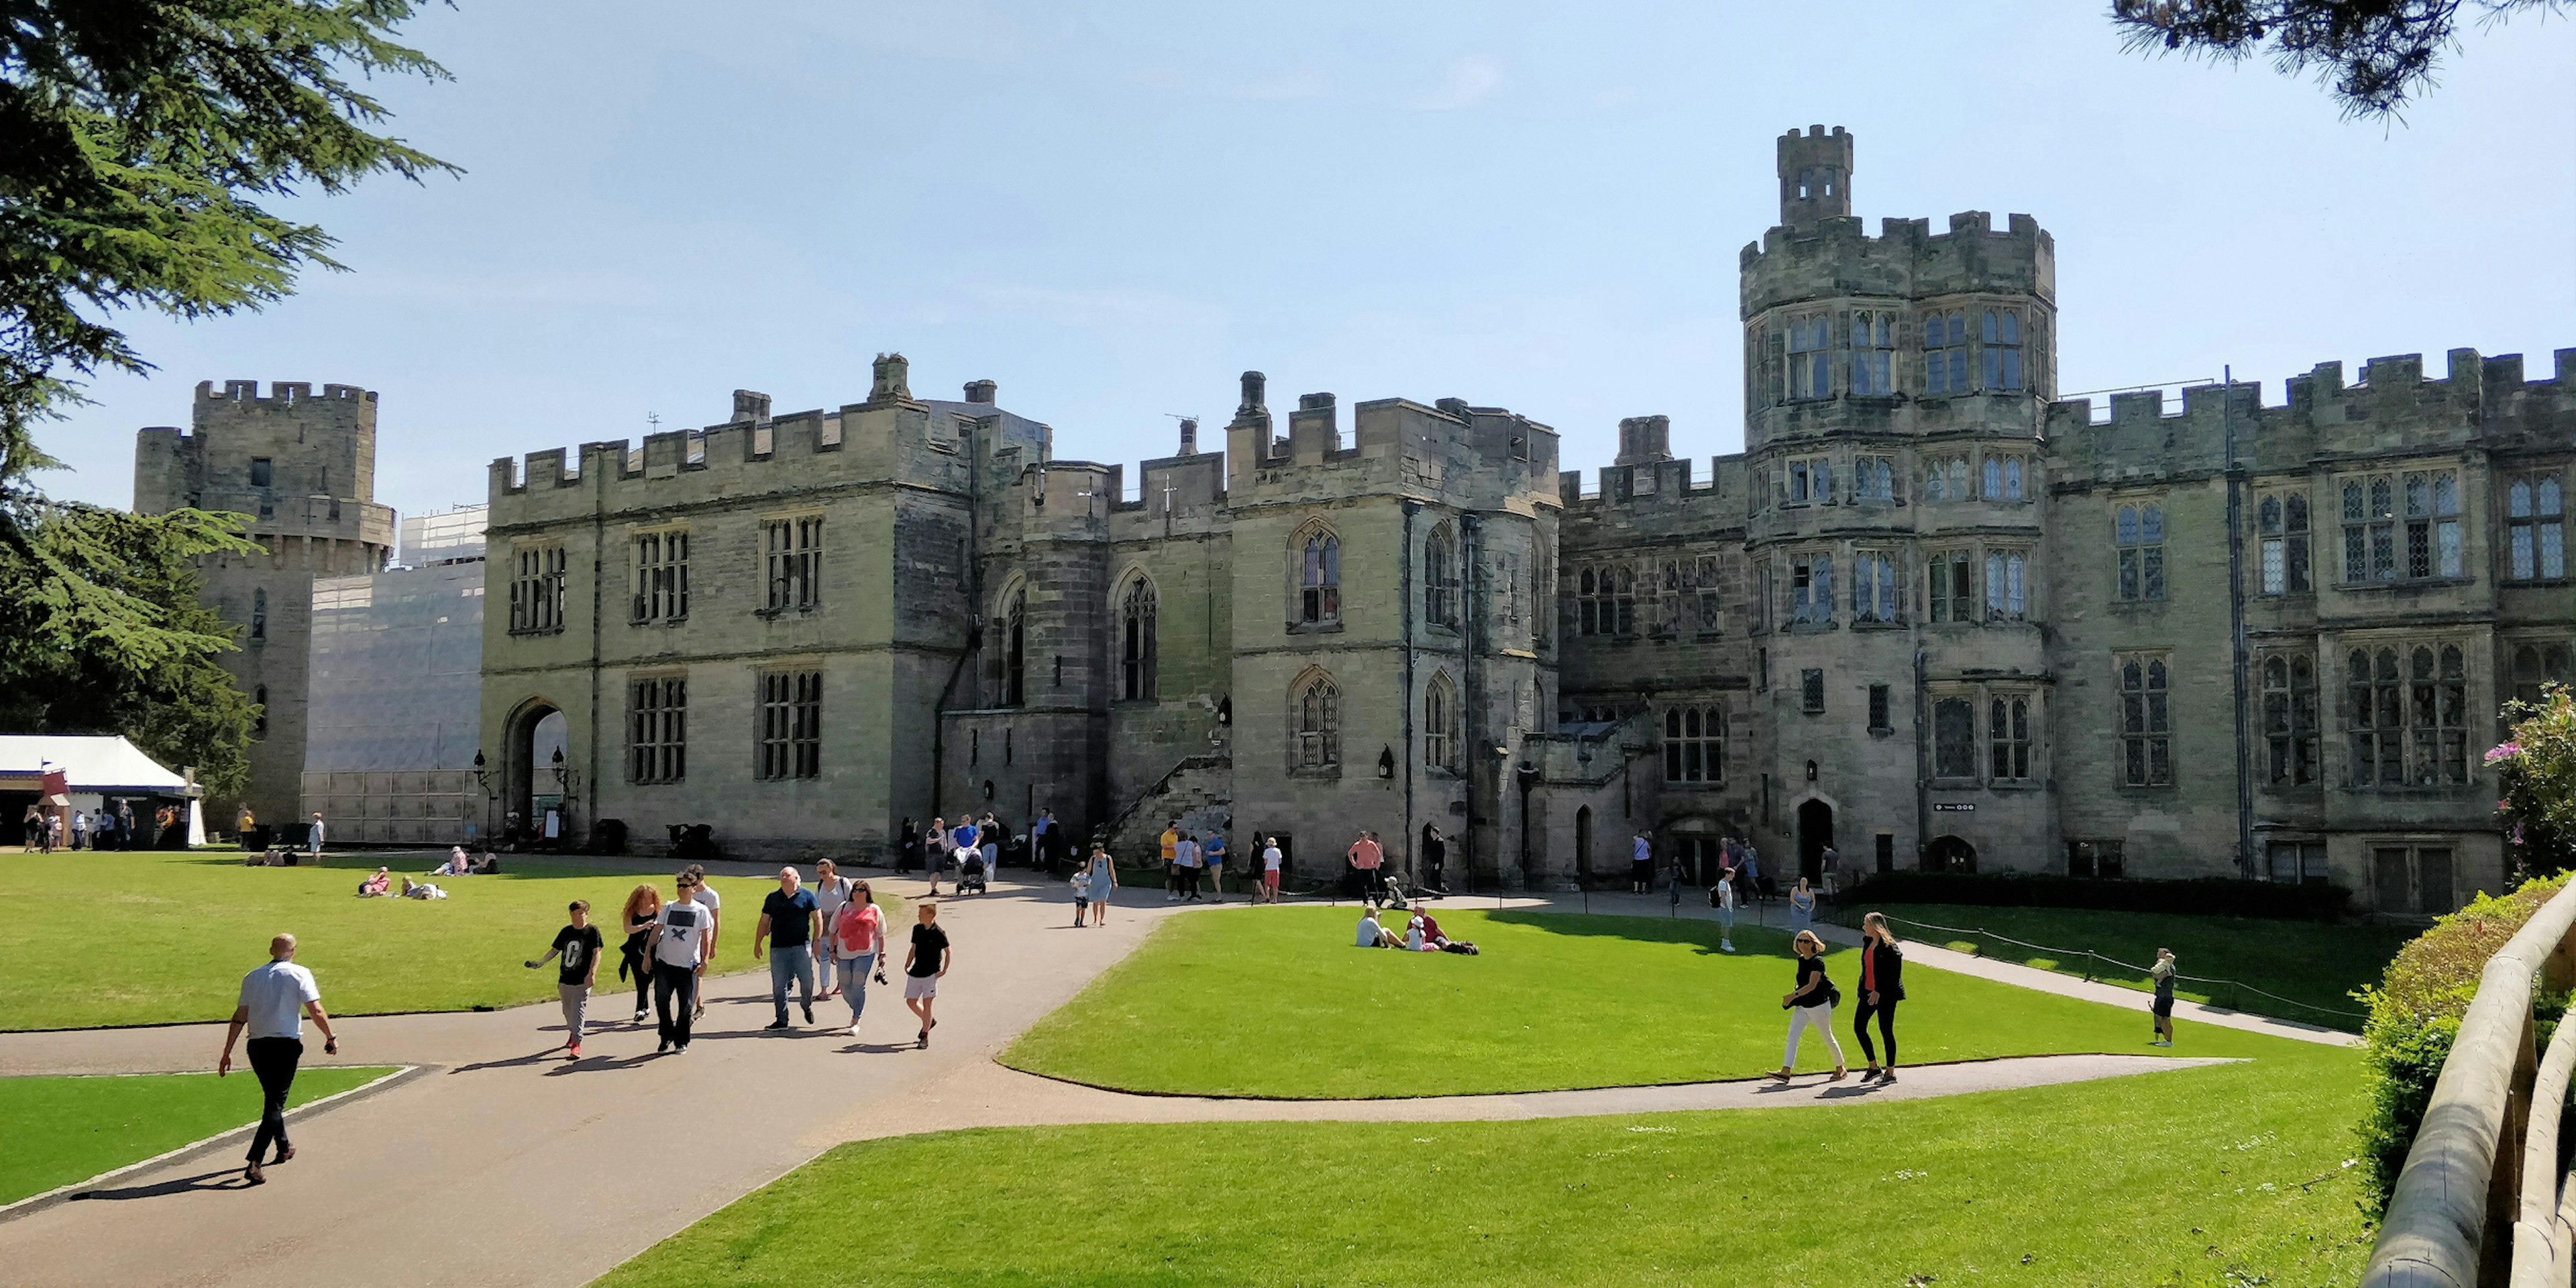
left=246, top=1036, right=303, bottom=1163
left=1852, top=996, right=1898, bottom=1067
left=652, top=962, right=696, bottom=1046
left=626, top=943, right=652, bottom=1014
left=1179, top=867, right=1201, bottom=898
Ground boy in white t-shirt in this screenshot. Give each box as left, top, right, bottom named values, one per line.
left=1260, top=837, right=1285, bottom=904
left=685, top=863, right=720, bottom=1022
left=1071, top=868, right=1093, bottom=927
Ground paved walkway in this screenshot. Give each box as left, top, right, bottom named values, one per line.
left=0, top=875, right=2319, bottom=1287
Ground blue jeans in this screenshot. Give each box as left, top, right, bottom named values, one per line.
left=769, top=944, right=816, bottom=1022
left=835, top=953, right=875, bottom=1024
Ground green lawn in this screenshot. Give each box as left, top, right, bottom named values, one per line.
left=0, top=851, right=786, bottom=1030
left=1, top=1067, right=396, bottom=1205
left=1004, top=908, right=2225, bottom=1099
left=603, top=1038, right=2368, bottom=1287
left=1832, top=904, right=2410, bottom=1030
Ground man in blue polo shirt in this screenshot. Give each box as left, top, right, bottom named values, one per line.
left=753, top=867, right=822, bottom=1029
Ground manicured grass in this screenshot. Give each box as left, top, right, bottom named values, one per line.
left=602, top=1036, right=2368, bottom=1287
left=1, top=1067, right=396, bottom=1205
left=1004, top=908, right=2223, bottom=1098
left=1835, top=904, right=2410, bottom=1030
left=0, top=851, right=787, bottom=1030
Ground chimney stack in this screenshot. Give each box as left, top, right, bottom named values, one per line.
left=733, top=390, right=772, bottom=423
left=963, top=379, right=997, bottom=405
left=1178, top=417, right=1199, bottom=455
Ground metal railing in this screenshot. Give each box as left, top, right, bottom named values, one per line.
left=1853, top=911, right=2367, bottom=1024
left=2365, top=879, right=2576, bottom=1288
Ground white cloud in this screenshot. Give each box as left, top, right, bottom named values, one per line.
left=1410, top=56, right=1503, bottom=111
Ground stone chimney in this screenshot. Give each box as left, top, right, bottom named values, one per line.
left=1615, top=415, right=1673, bottom=466
left=963, top=379, right=997, bottom=405
left=1236, top=370, right=1267, bottom=420
left=1177, top=417, right=1198, bottom=455
left=869, top=353, right=912, bottom=404
left=732, top=389, right=772, bottom=423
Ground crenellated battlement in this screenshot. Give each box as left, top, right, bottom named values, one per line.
left=2043, top=347, right=2576, bottom=478
left=1556, top=452, right=1754, bottom=515
left=193, top=379, right=374, bottom=405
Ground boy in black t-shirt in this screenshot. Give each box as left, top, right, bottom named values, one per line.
left=903, top=901, right=951, bottom=1050
left=527, top=900, right=605, bottom=1059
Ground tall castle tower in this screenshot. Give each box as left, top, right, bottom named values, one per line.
left=1738, top=125, right=2057, bottom=878
left=136, top=380, right=396, bottom=832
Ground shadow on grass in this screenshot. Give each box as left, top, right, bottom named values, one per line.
left=165, top=853, right=643, bottom=881
left=1485, top=909, right=1807, bottom=959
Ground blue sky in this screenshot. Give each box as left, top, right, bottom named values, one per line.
left=36, top=1, right=2576, bottom=527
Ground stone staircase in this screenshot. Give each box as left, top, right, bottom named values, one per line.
left=1101, top=753, right=1232, bottom=866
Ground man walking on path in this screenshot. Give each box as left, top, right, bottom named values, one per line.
left=1201, top=830, right=1226, bottom=901
left=525, top=900, right=603, bottom=1059
left=811, top=860, right=853, bottom=1002
left=903, top=901, right=951, bottom=1049
left=307, top=812, right=327, bottom=861
left=1161, top=822, right=1182, bottom=901
left=1630, top=830, right=1653, bottom=894
left=2150, top=948, right=2178, bottom=1047
left=1260, top=837, right=1283, bottom=903
left=646, top=873, right=712, bottom=1053
left=685, top=863, right=721, bottom=1022
left=217, top=933, right=339, bottom=1185
left=753, top=867, right=822, bottom=1029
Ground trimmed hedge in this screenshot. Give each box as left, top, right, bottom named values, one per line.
left=2355, top=873, right=2572, bottom=1215
left=1835, top=871, right=2353, bottom=921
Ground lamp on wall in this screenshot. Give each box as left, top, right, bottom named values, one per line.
left=1377, top=745, right=1396, bottom=780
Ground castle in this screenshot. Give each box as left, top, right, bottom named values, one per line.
left=134, top=381, right=395, bottom=830
left=156, top=127, right=2571, bottom=911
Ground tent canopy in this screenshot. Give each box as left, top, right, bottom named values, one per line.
left=0, top=735, right=192, bottom=796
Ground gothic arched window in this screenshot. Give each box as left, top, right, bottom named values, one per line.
left=1424, top=672, right=1458, bottom=771
left=1002, top=586, right=1027, bottom=707
left=1297, top=526, right=1340, bottom=626
left=1293, top=672, right=1340, bottom=770
left=1120, top=576, right=1157, bottom=702
left=1424, top=524, right=1458, bottom=627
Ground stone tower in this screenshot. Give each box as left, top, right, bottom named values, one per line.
left=135, top=380, right=395, bottom=833
left=1739, top=125, right=2057, bottom=879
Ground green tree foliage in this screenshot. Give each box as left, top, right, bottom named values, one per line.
left=0, top=501, right=261, bottom=796
left=2112, top=0, right=2564, bottom=119
left=2496, top=685, right=2576, bottom=879
left=0, top=1, right=451, bottom=770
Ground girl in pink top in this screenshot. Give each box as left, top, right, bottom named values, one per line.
left=829, top=882, right=888, bottom=1036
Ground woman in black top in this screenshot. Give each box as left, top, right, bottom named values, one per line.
left=1854, top=911, right=1907, bottom=1082
left=618, top=883, right=663, bottom=1023
left=1770, top=929, right=1847, bottom=1082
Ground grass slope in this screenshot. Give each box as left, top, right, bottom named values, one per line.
left=0, top=852, right=780, bottom=1030
left=1842, top=904, right=2408, bottom=1030
left=602, top=1040, right=2368, bottom=1287
left=1, top=1067, right=396, bottom=1205
left=1005, top=907, right=2230, bottom=1099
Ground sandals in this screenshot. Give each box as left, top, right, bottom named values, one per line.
left=1829, top=1067, right=1849, bottom=1081
left=1766, top=1068, right=1792, bottom=1083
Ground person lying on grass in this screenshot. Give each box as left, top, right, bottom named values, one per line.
left=358, top=867, right=391, bottom=897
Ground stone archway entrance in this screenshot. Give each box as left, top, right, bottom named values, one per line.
left=1797, top=799, right=1834, bottom=883
left=504, top=701, right=568, bottom=849
left=1926, top=835, right=1979, bottom=873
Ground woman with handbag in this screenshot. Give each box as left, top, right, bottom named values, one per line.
left=1770, top=929, right=1847, bottom=1083
left=828, top=879, right=888, bottom=1038
left=1854, top=912, right=1906, bottom=1081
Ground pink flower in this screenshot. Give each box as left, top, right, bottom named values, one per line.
left=2485, top=743, right=2524, bottom=765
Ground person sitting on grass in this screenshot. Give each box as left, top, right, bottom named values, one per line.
left=435, top=849, right=469, bottom=877
left=1355, top=907, right=1402, bottom=949
left=358, top=867, right=392, bottom=897
left=472, top=852, right=500, bottom=875
left=1409, top=902, right=1479, bottom=955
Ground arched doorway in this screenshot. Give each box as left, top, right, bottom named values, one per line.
left=503, top=700, right=567, bottom=849
left=1574, top=806, right=1594, bottom=887
left=1925, top=835, right=1978, bottom=873
left=1798, top=800, right=1835, bottom=882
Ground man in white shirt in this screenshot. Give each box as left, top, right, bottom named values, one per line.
left=811, top=859, right=853, bottom=1001
left=1260, top=837, right=1284, bottom=904
left=1174, top=835, right=1202, bottom=902
left=647, top=873, right=714, bottom=1053
left=218, top=933, right=339, bottom=1185
left=307, top=812, right=327, bottom=861
left=685, top=863, right=720, bottom=1022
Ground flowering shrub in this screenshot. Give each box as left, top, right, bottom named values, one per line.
left=2497, top=686, right=2576, bottom=880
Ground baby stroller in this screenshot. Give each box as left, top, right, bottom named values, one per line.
left=959, top=852, right=989, bottom=896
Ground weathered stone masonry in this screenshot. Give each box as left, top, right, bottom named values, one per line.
left=470, top=126, right=2572, bottom=910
